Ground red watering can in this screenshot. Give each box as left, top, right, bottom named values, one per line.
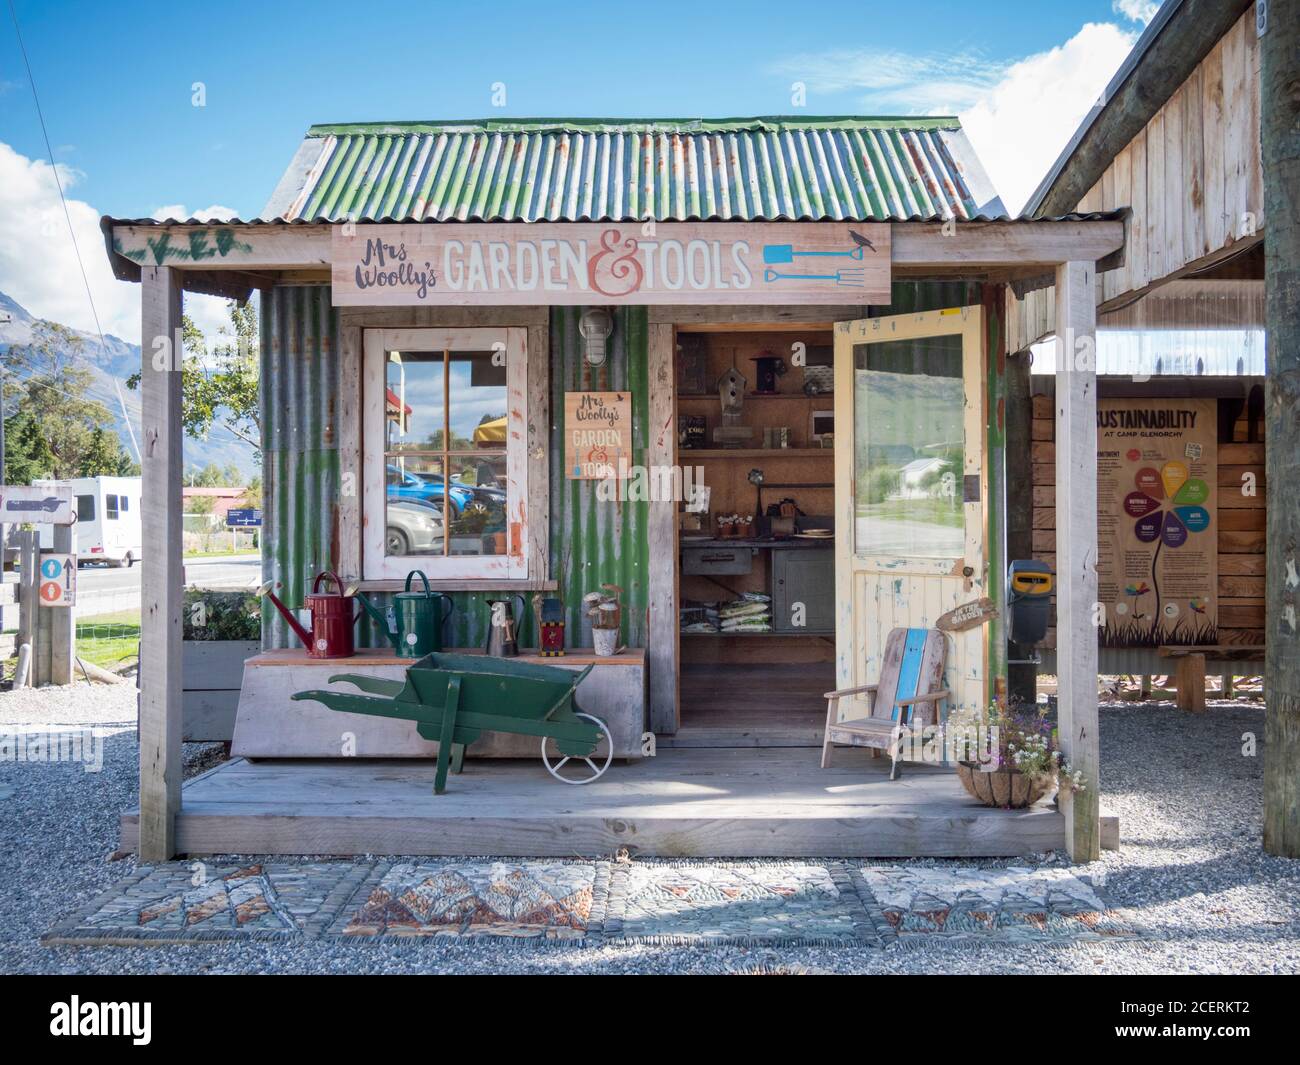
left=258, top=570, right=362, bottom=659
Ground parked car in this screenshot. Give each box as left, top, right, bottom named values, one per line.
left=385, top=464, right=474, bottom=517
left=386, top=500, right=444, bottom=556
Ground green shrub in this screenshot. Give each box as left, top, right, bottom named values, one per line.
left=182, top=588, right=261, bottom=641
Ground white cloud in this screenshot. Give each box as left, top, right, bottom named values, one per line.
left=1114, top=0, right=1161, bottom=24
left=771, top=49, right=1004, bottom=114
left=151, top=203, right=239, bottom=223
left=960, top=22, right=1138, bottom=214
left=0, top=140, right=139, bottom=341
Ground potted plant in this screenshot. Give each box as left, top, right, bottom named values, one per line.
left=449, top=503, right=491, bottom=554
left=947, top=702, right=1085, bottom=809
left=181, top=588, right=261, bottom=742
left=583, top=584, right=623, bottom=656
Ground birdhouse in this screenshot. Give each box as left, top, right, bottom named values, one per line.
left=717, top=367, right=747, bottom=416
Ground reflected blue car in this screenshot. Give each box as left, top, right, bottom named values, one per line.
left=385, top=464, right=475, bottom=517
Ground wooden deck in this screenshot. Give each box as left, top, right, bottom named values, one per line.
left=120, top=748, right=1120, bottom=858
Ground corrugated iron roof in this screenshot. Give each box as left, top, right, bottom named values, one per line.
left=261, top=116, right=1007, bottom=224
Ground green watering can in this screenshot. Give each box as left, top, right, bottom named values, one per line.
left=355, top=570, right=455, bottom=658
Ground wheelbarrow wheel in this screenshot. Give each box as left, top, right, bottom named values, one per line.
left=541, top=713, right=613, bottom=785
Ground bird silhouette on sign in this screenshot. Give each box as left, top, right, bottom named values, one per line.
left=848, top=230, right=876, bottom=253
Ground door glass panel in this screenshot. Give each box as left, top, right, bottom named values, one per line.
left=853, top=333, right=964, bottom=558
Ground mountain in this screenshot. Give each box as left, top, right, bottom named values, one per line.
left=0, top=290, right=257, bottom=479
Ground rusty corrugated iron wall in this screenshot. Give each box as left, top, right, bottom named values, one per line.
left=260, top=285, right=651, bottom=651
left=261, top=284, right=341, bottom=648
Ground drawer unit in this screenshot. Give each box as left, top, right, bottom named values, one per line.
left=682, top=545, right=755, bottom=576
left=772, top=550, right=835, bottom=633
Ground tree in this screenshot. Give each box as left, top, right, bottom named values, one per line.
left=79, top=426, right=128, bottom=477
left=128, top=299, right=261, bottom=455
left=3, top=321, right=127, bottom=479
left=3, top=407, right=55, bottom=484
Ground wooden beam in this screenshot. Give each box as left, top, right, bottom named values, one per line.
left=1054, top=260, right=1101, bottom=862
left=139, top=266, right=184, bottom=862
left=891, top=221, right=1125, bottom=269
left=110, top=220, right=1126, bottom=280
left=646, top=322, right=678, bottom=734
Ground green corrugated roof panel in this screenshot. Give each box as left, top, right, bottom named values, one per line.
left=263, top=117, right=1005, bottom=223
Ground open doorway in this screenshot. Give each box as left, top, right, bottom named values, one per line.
left=673, top=327, right=836, bottom=744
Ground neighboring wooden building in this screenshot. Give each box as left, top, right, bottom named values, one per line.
left=1007, top=0, right=1267, bottom=692
left=104, top=116, right=1126, bottom=863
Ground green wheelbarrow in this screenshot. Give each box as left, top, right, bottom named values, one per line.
left=290, top=652, right=612, bottom=794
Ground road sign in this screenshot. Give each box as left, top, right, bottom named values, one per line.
left=225, top=508, right=262, bottom=527
left=38, top=552, right=76, bottom=607
left=0, top=485, right=74, bottom=525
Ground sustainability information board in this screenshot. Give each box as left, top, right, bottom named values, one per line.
left=1096, top=397, right=1218, bottom=647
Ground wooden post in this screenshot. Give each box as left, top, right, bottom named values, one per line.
left=1263, top=0, right=1300, bottom=857
left=138, top=266, right=184, bottom=861
left=16, top=529, right=37, bottom=684
left=646, top=322, right=678, bottom=734
left=34, top=523, right=74, bottom=685
left=1004, top=350, right=1037, bottom=706
left=1054, top=260, right=1100, bottom=862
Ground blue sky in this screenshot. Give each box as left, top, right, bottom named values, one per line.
left=0, top=0, right=1160, bottom=342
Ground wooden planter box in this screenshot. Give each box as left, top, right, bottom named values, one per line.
left=183, top=640, right=261, bottom=742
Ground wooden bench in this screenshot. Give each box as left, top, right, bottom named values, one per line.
left=1158, top=644, right=1265, bottom=712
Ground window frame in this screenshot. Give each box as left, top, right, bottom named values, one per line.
left=106, top=494, right=120, bottom=520
left=362, top=326, right=529, bottom=582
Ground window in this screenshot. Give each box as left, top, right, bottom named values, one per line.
left=363, top=328, right=528, bottom=581
left=120, top=496, right=130, bottom=513
left=77, top=495, right=95, bottom=522
left=853, top=333, right=965, bottom=558
left=106, top=494, right=120, bottom=520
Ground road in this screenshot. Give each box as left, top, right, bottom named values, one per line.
left=76, top=553, right=261, bottom=616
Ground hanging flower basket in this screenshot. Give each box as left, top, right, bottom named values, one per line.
left=955, top=763, right=1056, bottom=809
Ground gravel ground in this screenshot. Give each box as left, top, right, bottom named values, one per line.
left=1, top=682, right=1298, bottom=974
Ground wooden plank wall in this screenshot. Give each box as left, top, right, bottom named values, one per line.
left=1008, top=7, right=1264, bottom=352
left=1030, top=392, right=1265, bottom=648
left=1076, top=7, right=1263, bottom=308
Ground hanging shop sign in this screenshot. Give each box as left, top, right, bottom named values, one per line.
left=0, top=484, right=74, bottom=525
left=1096, top=398, right=1218, bottom=647
left=38, top=553, right=76, bottom=607
left=936, top=596, right=998, bottom=633
left=565, top=391, right=631, bottom=479
left=331, top=222, right=891, bottom=306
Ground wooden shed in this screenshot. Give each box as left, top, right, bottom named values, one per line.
left=104, top=115, right=1127, bottom=863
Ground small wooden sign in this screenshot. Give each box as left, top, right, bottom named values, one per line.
left=936, top=596, right=998, bottom=633
left=38, top=552, right=76, bottom=607
left=0, top=484, right=74, bottom=525
left=565, top=392, right=631, bottom=479
left=332, top=222, right=891, bottom=306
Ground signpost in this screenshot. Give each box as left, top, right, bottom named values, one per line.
left=225, top=508, right=262, bottom=527
left=1, top=484, right=76, bottom=686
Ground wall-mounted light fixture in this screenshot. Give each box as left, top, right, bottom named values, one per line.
left=579, top=308, right=614, bottom=367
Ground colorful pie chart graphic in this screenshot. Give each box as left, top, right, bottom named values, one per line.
left=1128, top=463, right=1211, bottom=550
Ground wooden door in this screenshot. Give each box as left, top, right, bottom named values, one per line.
left=832, top=307, right=989, bottom=720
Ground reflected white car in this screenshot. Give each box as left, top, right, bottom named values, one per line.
left=386, top=500, right=444, bottom=556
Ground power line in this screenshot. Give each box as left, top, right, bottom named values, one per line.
left=6, top=0, right=140, bottom=463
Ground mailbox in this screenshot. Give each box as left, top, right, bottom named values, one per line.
left=1007, top=560, right=1053, bottom=646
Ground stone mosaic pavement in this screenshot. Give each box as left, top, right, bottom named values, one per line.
left=859, top=864, right=1136, bottom=942
left=327, top=861, right=608, bottom=942
left=42, top=859, right=1134, bottom=948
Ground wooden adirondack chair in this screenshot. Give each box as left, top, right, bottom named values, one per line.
left=821, top=627, right=950, bottom=780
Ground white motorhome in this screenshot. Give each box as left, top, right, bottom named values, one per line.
left=38, top=476, right=143, bottom=567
